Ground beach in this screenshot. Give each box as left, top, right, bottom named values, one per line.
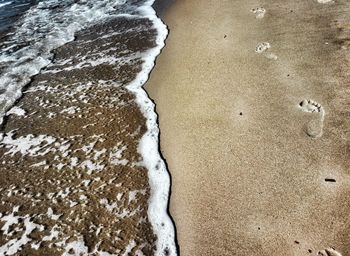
left=146, top=0, right=350, bottom=255
left=0, top=0, right=349, bottom=255
left=0, top=1, right=176, bottom=255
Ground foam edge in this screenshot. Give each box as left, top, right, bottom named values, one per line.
left=126, top=1, right=177, bottom=256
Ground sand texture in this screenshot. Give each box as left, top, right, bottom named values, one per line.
left=146, top=0, right=350, bottom=255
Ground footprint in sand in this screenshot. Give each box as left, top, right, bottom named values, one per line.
left=299, top=99, right=325, bottom=138
left=318, top=248, right=342, bottom=256
left=250, top=7, right=266, bottom=19
left=255, top=42, right=278, bottom=60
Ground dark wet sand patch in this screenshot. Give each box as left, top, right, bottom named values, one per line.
left=0, top=17, right=159, bottom=255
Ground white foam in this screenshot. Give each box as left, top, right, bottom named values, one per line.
left=0, top=1, right=12, bottom=8
left=0, top=0, right=178, bottom=253
left=80, top=159, right=105, bottom=174
left=42, top=225, right=60, bottom=242
left=0, top=207, right=44, bottom=255
left=109, top=142, right=129, bottom=166
left=47, top=208, right=61, bottom=220
left=43, top=54, right=138, bottom=74
left=0, top=131, right=57, bottom=157
left=6, top=106, right=26, bottom=116
left=62, top=238, right=89, bottom=256
left=126, top=1, right=177, bottom=255
left=60, top=106, right=80, bottom=115
left=128, top=189, right=146, bottom=203
left=0, top=206, right=20, bottom=236
left=11, top=3, right=30, bottom=8
left=100, top=198, right=118, bottom=212
left=0, top=0, right=141, bottom=123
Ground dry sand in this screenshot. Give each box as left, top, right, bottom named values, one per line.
left=147, top=0, right=350, bottom=255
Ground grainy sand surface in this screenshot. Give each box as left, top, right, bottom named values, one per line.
left=146, top=0, right=350, bottom=255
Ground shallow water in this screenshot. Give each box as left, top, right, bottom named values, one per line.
left=0, top=0, right=176, bottom=255
left=0, top=0, right=38, bottom=33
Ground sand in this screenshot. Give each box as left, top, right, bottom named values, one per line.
left=146, top=0, right=350, bottom=255
left=0, top=18, right=158, bottom=255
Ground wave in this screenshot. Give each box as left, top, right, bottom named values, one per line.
left=0, top=0, right=176, bottom=255
left=0, top=1, right=12, bottom=8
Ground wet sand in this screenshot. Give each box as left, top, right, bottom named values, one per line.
left=147, top=0, right=350, bottom=255
left=0, top=18, right=159, bottom=255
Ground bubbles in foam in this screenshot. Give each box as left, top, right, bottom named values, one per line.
left=0, top=0, right=143, bottom=123
left=0, top=0, right=177, bottom=255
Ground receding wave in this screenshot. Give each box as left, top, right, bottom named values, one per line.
left=0, top=0, right=176, bottom=255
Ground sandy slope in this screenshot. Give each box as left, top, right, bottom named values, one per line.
left=147, top=0, right=350, bottom=255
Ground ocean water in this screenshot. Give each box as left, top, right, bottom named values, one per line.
left=0, top=0, right=176, bottom=255
left=0, top=0, right=37, bottom=33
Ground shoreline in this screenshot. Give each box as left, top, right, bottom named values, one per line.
left=146, top=0, right=350, bottom=255
left=152, top=0, right=175, bottom=18
left=0, top=2, right=177, bottom=254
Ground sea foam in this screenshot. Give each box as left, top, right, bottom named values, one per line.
left=0, top=0, right=177, bottom=255
left=0, top=1, right=12, bottom=8
left=0, top=0, right=135, bottom=123
left=126, top=2, right=177, bottom=255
